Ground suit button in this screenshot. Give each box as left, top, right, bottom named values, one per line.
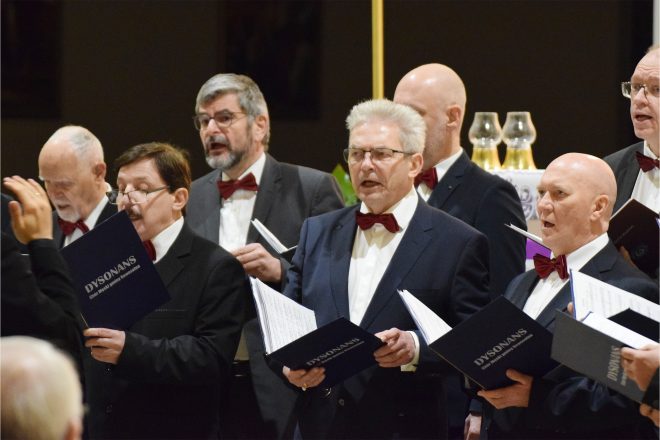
left=338, top=398, right=345, bottom=407
left=105, top=365, right=113, bottom=372
left=322, top=387, right=332, bottom=398
left=105, top=405, right=113, bottom=413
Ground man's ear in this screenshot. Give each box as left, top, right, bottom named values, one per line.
left=409, top=152, right=424, bottom=178
left=590, top=194, right=610, bottom=221
left=446, top=105, right=463, bottom=129
left=252, top=114, right=268, bottom=145
left=93, top=162, right=107, bottom=181
left=172, top=188, right=189, bottom=214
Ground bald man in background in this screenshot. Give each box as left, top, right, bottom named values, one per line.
left=468, top=153, right=658, bottom=440
left=38, top=125, right=114, bottom=247
left=394, top=64, right=526, bottom=439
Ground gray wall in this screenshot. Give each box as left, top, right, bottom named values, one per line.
left=1, top=0, right=652, bottom=185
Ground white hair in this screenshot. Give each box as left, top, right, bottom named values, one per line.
left=346, top=99, right=426, bottom=153
left=1, top=336, right=82, bottom=440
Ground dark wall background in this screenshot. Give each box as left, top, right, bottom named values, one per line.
left=1, top=0, right=653, bottom=185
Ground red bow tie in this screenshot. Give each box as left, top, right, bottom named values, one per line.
left=635, top=151, right=660, bottom=172
left=355, top=211, right=400, bottom=233
left=414, top=167, right=438, bottom=189
left=533, top=254, right=568, bottom=280
left=57, top=218, right=90, bottom=236
left=143, top=240, right=156, bottom=261
left=217, top=173, right=259, bottom=200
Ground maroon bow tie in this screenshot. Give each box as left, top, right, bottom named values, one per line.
left=57, top=218, right=89, bottom=236
left=635, top=151, right=660, bottom=172
left=143, top=240, right=156, bottom=261
left=217, top=173, right=259, bottom=200
left=414, top=167, right=438, bottom=189
left=533, top=254, right=568, bottom=280
left=355, top=211, right=400, bottom=233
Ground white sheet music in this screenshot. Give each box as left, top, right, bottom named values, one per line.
left=250, top=278, right=317, bottom=353
left=251, top=219, right=296, bottom=254
left=582, top=313, right=656, bottom=348
left=398, top=290, right=452, bottom=344
left=571, top=271, right=660, bottom=322
left=506, top=223, right=545, bottom=246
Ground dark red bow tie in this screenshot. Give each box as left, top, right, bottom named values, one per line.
left=57, top=218, right=89, bottom=236
left=533, top=254, right=568, bottom=280
left=355, top=211, right=400, bottom=233
left=635, top=151, right=660, bottom=172
left=143, top=240, right=156, bottom=261
left=414, top=167, right=438, bottom=189
left=217, top=173, right=259, bottom=200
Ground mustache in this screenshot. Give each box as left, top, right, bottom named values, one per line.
left=204, top=134, right=229, bottom=150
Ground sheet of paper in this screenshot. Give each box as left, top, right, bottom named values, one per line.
left=582, top=313, right=657, bottom=348
left=506, top=223, right=544, bottom=246
left=250, top=278, right=316, bottom=353
left=251, top=218, right=296, bottom=254
left=398, top=290, right=452, bottom=344
left=571, top=271, right=660, bottom=322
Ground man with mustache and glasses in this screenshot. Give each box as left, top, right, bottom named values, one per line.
left=186, top=73, right=343, bottom=439
left=83, top=143, right=247, bottom=440
left=38, top=125, right=115, bottom=247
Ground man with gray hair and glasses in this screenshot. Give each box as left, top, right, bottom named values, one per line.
left=186, top=73, right=343, bottom=439
left=281, top=99, right=489, bottom=439
left=38, top=125, right=114, bottom=247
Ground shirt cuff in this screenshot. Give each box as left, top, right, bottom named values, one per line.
left=400, top=331, right=420, bottom=372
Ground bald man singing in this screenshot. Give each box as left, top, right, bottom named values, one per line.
left=38, top=125, right=114, bottom=247
left=466, top=153, right=658, bottom=440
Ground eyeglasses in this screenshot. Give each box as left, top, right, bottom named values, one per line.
left=107, top=186, right=169, bottom=205
left=192, top=110, right=247, bottom=130
left=621, top=82, right=660, bottom=99
left=343, top=147, right=412, bottom=165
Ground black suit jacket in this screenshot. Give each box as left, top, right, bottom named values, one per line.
left=52, top=200, right=116, bottom=248
left=604, top=141, right=644, bottom=212
left=85, top=223, right=247, bottom=439
left=283, top=200, right=490, bottom=439
left=484, top=240, right=659, bottom=439
left=427, top=151, right=526, bottom=298
left=187, top=153, right=343, bottom=438
left=1, top=232, right=83, bottom=365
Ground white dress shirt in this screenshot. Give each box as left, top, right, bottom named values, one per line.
left=523, top=233, right=609, bottom=319
left=218, top=153, right=266, bottom=251
left=416, top=148, right=463, bottom=202
left=150, top=217, right=184, bottom=263
left=631, top=142, right=660, bottom=213
left=348, top=188, right=420, bottom=370
left=63, top=196, right=111, bottom=247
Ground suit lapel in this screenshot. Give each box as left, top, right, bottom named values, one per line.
left=247, top=154, right=279, bottom=244
left=329, top=207, right=358, bottom=319
left=154, top=224, right=192, bottom=287
left=427, top=151, right=469, bottom=208
left=615, top=142, right=644, bottom=209
left=506, top=271, right=539, bottom=310
left=198, top=170, right=222, bottom=243
left=359, top=201, right=433, bottom=330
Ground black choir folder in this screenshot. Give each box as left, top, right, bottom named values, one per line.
left=551, top=311, right=654, bottom=405
left=60, top=211, right=170, bottom=330
left=608, top=198, right=659, bottom=277
left=399, top=291, right=555, bottom=390
left=250, top=278, right=384, bottom=387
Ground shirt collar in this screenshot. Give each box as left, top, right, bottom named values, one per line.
left=83, top=196, right=111, bottom=229
left=151, top=217, right=184, bottom=262
left=221, top=152, right=266, bottom=185
left=643, top=141, right=659, bottom=159
left=359, top=187, right=418, bottom=232
left=561, top=233, right=609, bottom=272
left=432, top=147, right=464, bottom=181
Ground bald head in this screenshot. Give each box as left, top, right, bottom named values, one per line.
left=394, top=63, right=467, bottom=169
left=38, top=125, right=108, bottom=222
left=537, top=153, right=616, bottom=255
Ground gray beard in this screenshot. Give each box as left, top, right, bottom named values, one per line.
left=205, top=150, right=243, bottom=171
